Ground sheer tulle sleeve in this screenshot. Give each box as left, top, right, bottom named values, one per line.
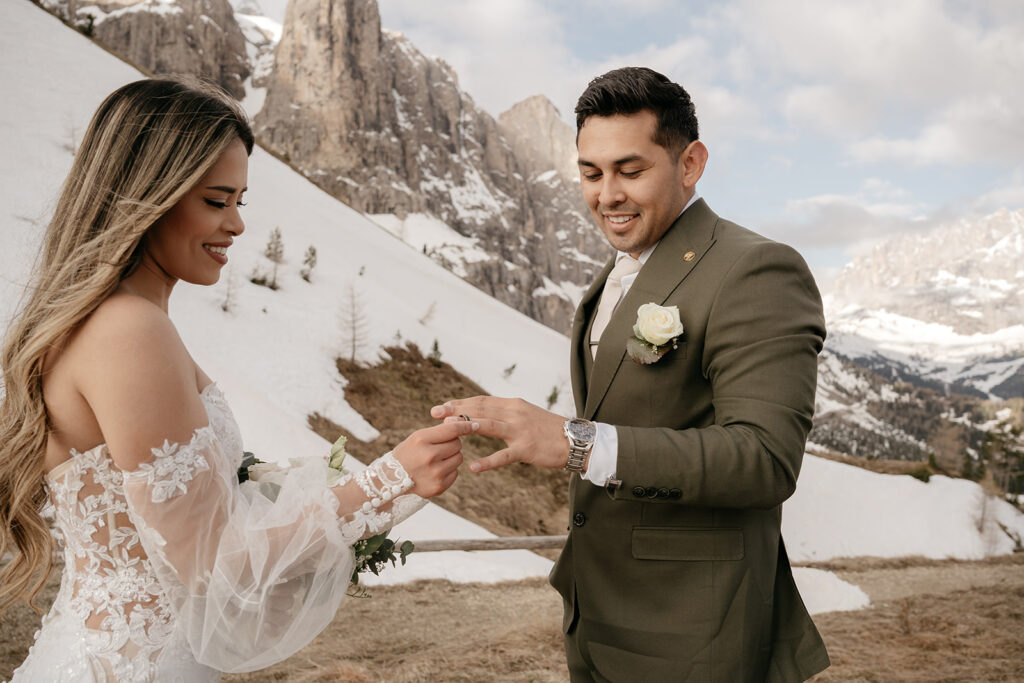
left=121, top=425, right=424, bottom=673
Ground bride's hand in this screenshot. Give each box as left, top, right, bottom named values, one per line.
left=392, top=420, right=476, bottom=498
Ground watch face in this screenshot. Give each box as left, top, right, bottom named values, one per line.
left=567, top=419, right=596, bottom=443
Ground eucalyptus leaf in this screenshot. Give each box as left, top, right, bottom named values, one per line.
left=626, top=337, right=670, bottom=365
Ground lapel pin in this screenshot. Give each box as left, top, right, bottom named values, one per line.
left=683, top=251, right=695, bottom=262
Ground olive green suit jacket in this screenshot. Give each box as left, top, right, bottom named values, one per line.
left=549, top=200, right=830, bottom=682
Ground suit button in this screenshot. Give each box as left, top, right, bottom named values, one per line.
left=644, top=486, right=657, bottom=498
left=631, top=486, right=646, bottom=498
left=656, top=488, right=670, bottom=499
left=669, top=488, right=682, bottom=500
left=573, top=512, right=587, bottom=527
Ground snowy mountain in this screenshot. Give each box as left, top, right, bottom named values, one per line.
left=254, top=0, right=605, bottom=333
left=823, top=208, right=1024, bottom=400
left=2, top=0, right=1023, bottom=618
left=810, top=210, right=1024, bottom=479
left=39, top=0, right=607, bottom=334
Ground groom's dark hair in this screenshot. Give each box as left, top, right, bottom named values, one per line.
left=575, top=66, right=698, bottom=158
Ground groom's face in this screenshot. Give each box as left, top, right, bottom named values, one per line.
left=577, top=110, right=689, bottom=257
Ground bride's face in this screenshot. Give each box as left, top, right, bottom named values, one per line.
left=145, top=139, right=249, bottom=286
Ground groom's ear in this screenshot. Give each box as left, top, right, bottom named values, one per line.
left=679, top=140, right=708, bottom=189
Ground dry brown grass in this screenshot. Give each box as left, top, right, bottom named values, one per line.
left=811, top=584, right=1024, bottom=682
left=809, top=447, right=939, bottom=481
left=222, top=578, right=567, bottom=683
left=310, top=343, right=569, bottom=550
left=5, top=556, right=1023, bottom=681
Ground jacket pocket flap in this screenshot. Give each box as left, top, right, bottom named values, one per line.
left=631, top=527, right=744, bottom=561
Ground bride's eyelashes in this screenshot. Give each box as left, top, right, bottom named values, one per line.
left=203, top=198, right=246, bottom=209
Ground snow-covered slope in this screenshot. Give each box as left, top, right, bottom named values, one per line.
left=2, top=1, right=1022, bottom=617
left=824, top=208, right=1024, bottom=400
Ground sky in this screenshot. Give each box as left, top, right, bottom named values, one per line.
left=364, top=0, right=1024, bottom=287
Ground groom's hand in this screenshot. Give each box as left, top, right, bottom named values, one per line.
left=430, top=397, right=569, bottom=473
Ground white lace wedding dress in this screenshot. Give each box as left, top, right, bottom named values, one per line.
left=11, top=384, right=424, bottom=682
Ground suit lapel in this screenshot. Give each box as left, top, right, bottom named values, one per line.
left=570, top=257, right=614, bottom=418
left=583, top=199, right=719, bottom=419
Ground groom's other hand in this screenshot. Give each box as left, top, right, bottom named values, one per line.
left=431, top=397, right=569, bottom=473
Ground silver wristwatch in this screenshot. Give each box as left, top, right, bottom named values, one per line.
left=563, top=418, right=597, bottom=473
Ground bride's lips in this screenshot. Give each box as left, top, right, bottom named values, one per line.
left=604, top=213, right=639, bottom=233
left=203, top=242, right=230, bottom=265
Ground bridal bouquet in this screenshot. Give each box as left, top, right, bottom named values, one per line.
left=237, top=435, right=414, bottom=590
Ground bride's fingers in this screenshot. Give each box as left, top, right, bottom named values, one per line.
left=432, top=442, right=463, bottom=467
left=440, top=451, right=463, bottom=475
left=468, top=448, right=517, bottom=473
left=438, top=468, right=458, bottom=493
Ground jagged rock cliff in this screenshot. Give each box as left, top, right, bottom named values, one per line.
left=42, top=0, right=251, bottom=99
left=255, top=0, right=606, bottom=331
left=830, top=208, right=1024, bottom=335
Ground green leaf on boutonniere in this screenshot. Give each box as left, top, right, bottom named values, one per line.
left=626, top=336, right=672, bottom=365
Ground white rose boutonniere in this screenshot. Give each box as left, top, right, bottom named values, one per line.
left=627, top=302, right=684, bottom=364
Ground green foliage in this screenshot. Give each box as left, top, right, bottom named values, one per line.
left=349, top=535, right=415, bottom=587
left=907, top=466, right=932, bottom=483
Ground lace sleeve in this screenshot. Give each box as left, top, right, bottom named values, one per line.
left=121, top=429, right=422, bottom=673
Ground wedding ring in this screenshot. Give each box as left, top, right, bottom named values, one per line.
left=460, top=414, right=471, bottom=422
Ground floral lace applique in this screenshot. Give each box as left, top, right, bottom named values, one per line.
left=130, top=428, right=216, bottom=503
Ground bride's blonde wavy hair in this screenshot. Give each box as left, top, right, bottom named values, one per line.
left=0, top=77, right=253, bottom=613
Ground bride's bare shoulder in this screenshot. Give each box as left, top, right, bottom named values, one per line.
left=69, top=293, right=191, bottom=384
left=78, top=293, right=180, bottom=348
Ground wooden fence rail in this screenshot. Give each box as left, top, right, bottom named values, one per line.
left=2, top=536, right=569, bottom=567
left=411, top=535, right=568, bottom=552
left=1, top=536, right=569, bottom=567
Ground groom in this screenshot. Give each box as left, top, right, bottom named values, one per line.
left=433, top=67, right=829, bottom=681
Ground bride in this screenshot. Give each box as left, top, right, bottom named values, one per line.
left=0, top=78, right=474, bottom=681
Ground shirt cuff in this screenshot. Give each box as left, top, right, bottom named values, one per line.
left=581, top=422, right=617, bottom=487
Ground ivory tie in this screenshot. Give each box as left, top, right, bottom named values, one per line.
left=590, top=256, right=642, bottom=358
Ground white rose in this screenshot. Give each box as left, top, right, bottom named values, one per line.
left=248, top=461, right=283, bottom=482
left=633, top=303, right=684, bottom=346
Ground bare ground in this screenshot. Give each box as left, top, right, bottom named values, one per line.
left=5, top=349, right=1022, bottom=680
left=3, top=554, right=1022, bottom=681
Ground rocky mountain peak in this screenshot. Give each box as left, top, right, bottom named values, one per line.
left=829, top=208, right=1024, bottom=335
left=254, top=0, right=607, bottom=332
left=43, top=0, right=251, bottom=99
left=498, top=95, right=578, bottom=183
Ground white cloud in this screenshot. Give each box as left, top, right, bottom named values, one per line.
left=850, top=95, right=1024, bottom=165
left=771, top=179, right=932, bottom=249
left=974, top=167, right=1024, bottom=211
left=378, top=0, right=583, bottom=117
left=703, top=0, right=1024, bottom=165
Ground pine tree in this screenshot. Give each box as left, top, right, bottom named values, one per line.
left=300, top=245, right=317, bottom=282
left=263, top=227, right=284, bottom=289
left=339, top=283, right=368, bottom=363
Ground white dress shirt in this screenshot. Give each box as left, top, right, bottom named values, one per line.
left=581, top=192, right=700, bottom=486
